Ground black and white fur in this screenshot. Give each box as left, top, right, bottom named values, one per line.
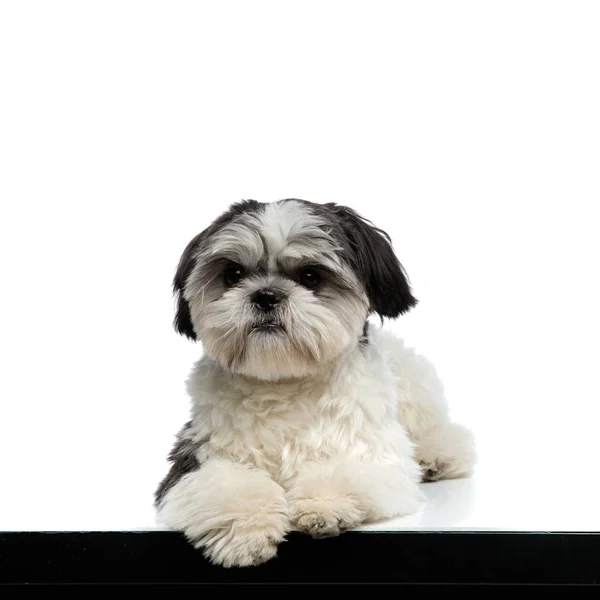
left=155, top=199, right=476, bottom=567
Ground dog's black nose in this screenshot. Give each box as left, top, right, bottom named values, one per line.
left=251, top=289, right=280, bottom=312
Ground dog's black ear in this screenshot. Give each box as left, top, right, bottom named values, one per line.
left=172, top=199, right=265, bottom=340
left=172, top=231, right=204, bottom=341
left=326, top=203, right=417, bottom=319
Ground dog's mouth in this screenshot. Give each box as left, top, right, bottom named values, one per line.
left=251, top=321, right=285, bottom=333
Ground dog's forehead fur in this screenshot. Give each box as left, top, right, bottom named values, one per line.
left=204, top=199, right=343, bottom=272
left=186, top=199, right=346, bottom=279
left=256, top=200, right=341, bottom=266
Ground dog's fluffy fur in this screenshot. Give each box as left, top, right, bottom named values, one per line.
left=155, top=199, right=476, bottom=567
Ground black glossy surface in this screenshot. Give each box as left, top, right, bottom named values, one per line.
left=1, top=531, right=599, bottom=587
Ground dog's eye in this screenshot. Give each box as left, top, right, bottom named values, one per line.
left=223, top=264, right=245, bottom=287
left=297, top=267, right=321, bottom=289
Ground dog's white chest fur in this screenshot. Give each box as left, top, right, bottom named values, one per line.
left=187, top=330, right=411, bottom=485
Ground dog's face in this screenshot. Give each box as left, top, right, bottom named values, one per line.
left=173, top=199, right=417, bottom=380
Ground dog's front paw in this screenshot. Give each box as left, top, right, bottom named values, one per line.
left=189, top=506, right=289, bottom=568
left=290, top=497, right=366, bottom=538
left=293, top=511, right=345, bottom=538
left=196, top=522, right=284, bottom=568
left=157, top=459, right=291, bottom=567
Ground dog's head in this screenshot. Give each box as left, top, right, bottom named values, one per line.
left=173, top=199, right=416, bottom=380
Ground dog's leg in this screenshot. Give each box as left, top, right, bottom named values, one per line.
left=386, top=337, right=477, bottom=482
left=287, top=458, right=423, bottom=538
left=156, top=458, right=289, bottom=567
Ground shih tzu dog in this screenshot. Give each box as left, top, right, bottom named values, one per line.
left=155, top=198, right=476, bottom=567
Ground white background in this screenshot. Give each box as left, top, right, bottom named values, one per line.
left=1, top=1, right=599, bottom=531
